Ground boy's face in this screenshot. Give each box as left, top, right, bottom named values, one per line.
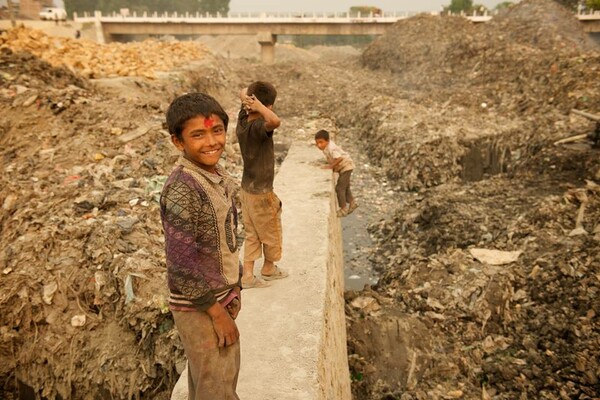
left=315, top=138, right=328, bottom=150
left=172, top=114, right=226, bottom=173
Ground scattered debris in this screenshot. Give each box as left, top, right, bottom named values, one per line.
left=0, top=25, right=211, bottom=79
left=468, top=248, right=522, bottom=265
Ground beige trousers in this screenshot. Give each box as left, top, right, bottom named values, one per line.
left=240, top=189, right=283, bottom=263
left=172, top=310, right=240, bottom=400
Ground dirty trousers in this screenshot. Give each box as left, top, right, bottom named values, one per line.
left=336, top=170, right=354, bottom=209
left=172, top=310, right=240, bottom=400
left=240, top=189, right=283, bottom=263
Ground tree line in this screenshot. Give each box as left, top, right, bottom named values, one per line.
left=445, top=0, right=598, bottom=13
left=64, top=0, right=230, bottom=16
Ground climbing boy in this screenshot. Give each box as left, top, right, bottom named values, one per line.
left=315, top=129, right=358, bottom=217
left=161, top=92, right=242, bottom=400
left=236, top=81, right=288, bottom=288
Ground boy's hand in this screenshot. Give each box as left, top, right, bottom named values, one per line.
left=226, top=298, right=241, bottom=320
left=207, top=303, right=239, bottom=347
left=321, top=165, right=332, bottom=170
left=243, top=94, right=264, bottom=113
left=242, top=92, right=281, bottom=130
left=226, top=287, right=242, bottom=320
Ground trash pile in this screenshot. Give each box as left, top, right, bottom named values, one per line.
left=484, top=0, right=598, bottom=53
left=338, top=0, right=600, bottom=398
left=0, top=25, right=211, bottom=79
left=348, top=95, right=529, bottom=190
left=361, top=14, right=476, bottom=84
left=357, top=0, right=599, bottom=190
left=347, top=164, right=600, bottom=399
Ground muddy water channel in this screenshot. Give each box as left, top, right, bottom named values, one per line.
left=337, top=136, right=397, bottom=291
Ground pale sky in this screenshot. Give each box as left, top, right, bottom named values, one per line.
left=229, top=0, right=503, bottom=13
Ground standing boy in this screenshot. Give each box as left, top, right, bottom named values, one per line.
left=315, top=129, right=359, bottom=217
left=161, top=93, right=242, bottom=400
left=236, top=81, right=288, bottom=288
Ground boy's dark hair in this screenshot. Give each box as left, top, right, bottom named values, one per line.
left=315, top=130, right=330, bottom=141
left=247, top=81, right=277, bottom=107
left=166, top=92, right=229, bottom=141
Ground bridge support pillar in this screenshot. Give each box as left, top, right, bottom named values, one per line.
left=94, top=11, right=108, bottom=44
left=257, top=32, right=276, bottom=64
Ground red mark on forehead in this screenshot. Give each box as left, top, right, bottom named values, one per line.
left=203, top=117, right=214, bottom=128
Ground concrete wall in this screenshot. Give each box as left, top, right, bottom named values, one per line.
left=171, top=141, right=351, bottom=400
left=317, top=170, right=351, bottom=400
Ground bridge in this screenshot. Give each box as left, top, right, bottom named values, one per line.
left=75, top=10, right=600, bottom=64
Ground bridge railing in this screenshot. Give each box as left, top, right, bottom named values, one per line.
left=577, top=8, right=600, bottom=20
left=73, top=10, right=426, bottom=23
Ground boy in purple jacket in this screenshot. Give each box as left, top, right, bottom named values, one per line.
left=161, top=92, right=242, bottom=400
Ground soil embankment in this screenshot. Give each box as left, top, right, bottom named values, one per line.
left=1, top=0, right=600, bottom=398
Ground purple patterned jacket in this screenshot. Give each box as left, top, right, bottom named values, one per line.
left=160, top=157, right=241, bottom=312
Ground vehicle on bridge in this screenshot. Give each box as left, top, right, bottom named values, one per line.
left=39, top=7, right=67, bottom=21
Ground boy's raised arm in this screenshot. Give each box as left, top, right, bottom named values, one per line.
left=243, top=93, right=281, bottom=131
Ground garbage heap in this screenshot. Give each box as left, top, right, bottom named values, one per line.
left=344, top=0, right=600, bottom=398
left=358, top=0, right=599, bottom=191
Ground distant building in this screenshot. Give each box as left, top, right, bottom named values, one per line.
left=19, top=0, right=54, bottom=19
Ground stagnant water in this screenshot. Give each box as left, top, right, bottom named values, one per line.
left=338, top=137, right=397, bottom=292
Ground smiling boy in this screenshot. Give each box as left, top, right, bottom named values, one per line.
left=161, top=93, right=242, bottom=400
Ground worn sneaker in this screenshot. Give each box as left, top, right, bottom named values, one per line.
left=336, top=208, right=348, bottom=217
left=347, top=202, right=359, bottom=214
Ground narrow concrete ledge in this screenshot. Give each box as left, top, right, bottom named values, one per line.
left=172, top=141, right=351, bottom=400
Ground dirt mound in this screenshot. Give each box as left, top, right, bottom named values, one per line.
left=0, top=47, right=88, bottom=90
left=0, top=45, right=243, bottom=398
left=361, top=0, right=599, bottom=113
left=467, top=0, right=600, bottom=115
left=351, top=165, right=600, bottom=398
left=361, top=14, right=476, bottom=82
left=275, top=43, right=320, bottom=62
left=485, top=0, right=597, bottom=53
left=306, top=45, right=360, bottom=61
left=0, top=77, right=176, bottom=398
left=355, top=0, right=600, bottom=191
left=0, top=25, right=211, bottom=78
